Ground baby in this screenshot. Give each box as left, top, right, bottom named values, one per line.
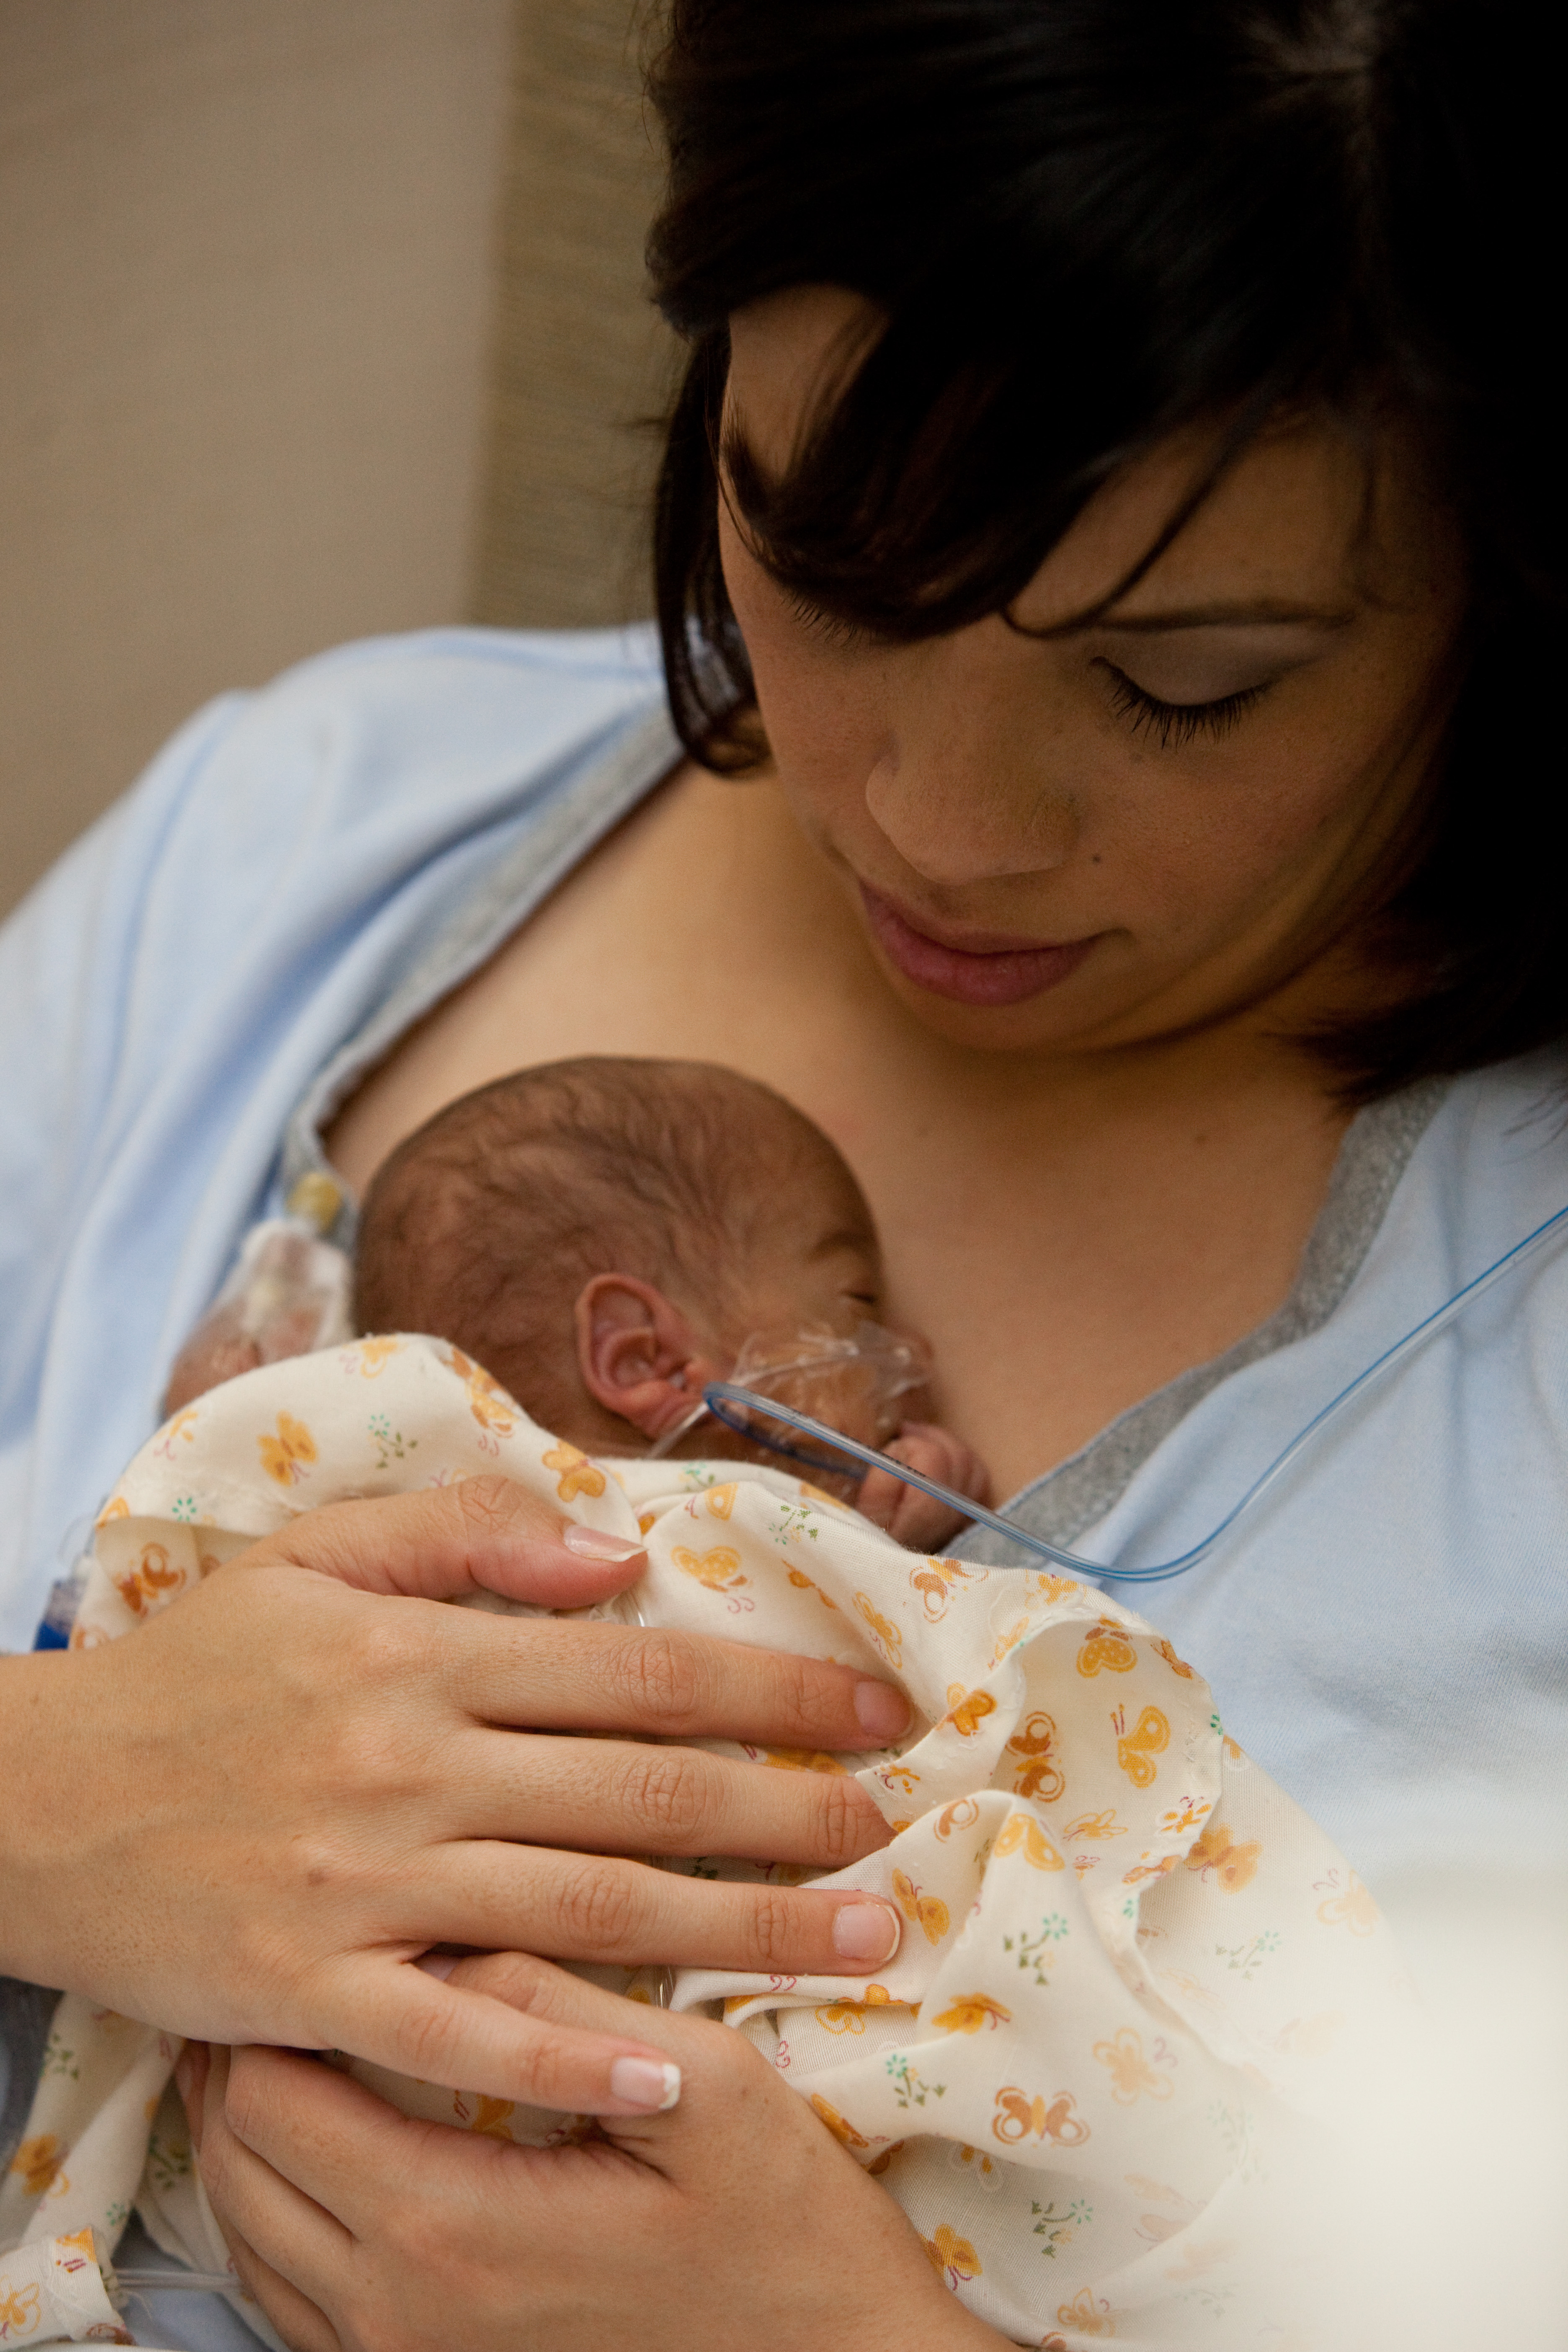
left=321, top=1056, right=986, bottom=1547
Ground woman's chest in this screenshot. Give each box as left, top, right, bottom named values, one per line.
left=327, top=770, right=1346, bottom=1495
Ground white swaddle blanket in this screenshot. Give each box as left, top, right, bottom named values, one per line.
left=2, top=1335, right=1416, bottom=2347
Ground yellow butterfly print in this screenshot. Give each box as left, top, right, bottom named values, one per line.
left=447, top=1347, right=520, bottom=1439
left=0, top=2278, right=43, bottom=2335
left=908, top=1556, right=984, bottom=1622
left=352, top=1334, right=402, bottom=1376
left=1316, top=1872, right=1380, bottom=1935
left=704, top=1482, right=738, bottom=1519
left=1158, top=1798, right=1212, bottom=1838
left=1034, top=1573, right=1081, bottom=1603
left=934, top=1796, right=980, bottom=1839
left=992, top=2085, right=1089, bottom=2147
left=854, top=1591, right=903, bottom=1666
left=931, top=1992, right=1011, bottom=2035
left=815, top=1984, right=897, bottom=2033
left=541, top=1439, right=606, bottom=1501
left=1093, top=2025, right=1175, bottom=2104
left=878, top=1760, right=921, bottom=1795
left=673, top=1544, right=747, bottom=1594
left=892, top=1867, right=951, bottom=1944
left=1050, top=2285, right=1115, bottom=2338
left=940, top=1686, right=998, bottom=1739
left=922, top=2224, right=983, bottom=2288
left=469, top=2096, right=516, bottom=2140
left=990, top=1613, right=1032, bottom=1664
left=258, top=1410, right=317, bottom=1488
left=762, top=1746, right=847, bottom=1774
left=1183, top=1817, right=1261, bottom=1893
left=787, top=1566, right=839, bottom=1609
left=112, top=1539, right=184, bottom=1619
left=1077, top=1618, right=1138, bottom=1677
left=1149, top=1633, right=1196, bottom=1679
left=992, top=1810, right=1065, bottom=1871
left=8, top=2132, right=64, bottom=2198
left=1006, top=1709, right=1065, bottom=1803
left=809, top=2093, right=869, bottom=2150
left=1064, top=1808, right=1125, bottom=1841
left=1115, top=1703, right=1170, bottom=1787
left=95, top=1494, right=130, bottom=1524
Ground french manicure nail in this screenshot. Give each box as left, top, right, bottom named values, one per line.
left=832, top=1900, right=902, bottom=1965
left=609, top=2055, right=681, bottom=2111
left=853, top=1679, right=913, bottom=1741
left=563, top=1525, right=647, bottom=1563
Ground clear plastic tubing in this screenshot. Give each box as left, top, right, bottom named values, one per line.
left=704, top=1198, right=1568, bottom=1587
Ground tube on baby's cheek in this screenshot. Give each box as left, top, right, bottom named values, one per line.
left=704, top=1320, right=932, bottom=1495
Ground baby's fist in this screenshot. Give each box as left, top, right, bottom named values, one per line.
left=857, top=1421, right=993, bottom=1550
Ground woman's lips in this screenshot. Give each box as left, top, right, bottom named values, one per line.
left=859, top=885, right=1098, bottom=1007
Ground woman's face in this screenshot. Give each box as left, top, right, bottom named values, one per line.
left=719, top=287, right=1467, bottom=1057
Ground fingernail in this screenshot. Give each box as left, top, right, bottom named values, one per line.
left=415, top=1951, right=459, bottom=1980
left=853, top=1679, right=912, bottom=1741
left=832, top=1900, right=902, bottom=1965
left=563, top=1525, right=647, bottom=1563
left=609, top=2055, right=681, bottom=2112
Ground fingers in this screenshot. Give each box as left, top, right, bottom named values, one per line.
left=893, top=1422, right=993, bottom=1506
left=447, top=1613, right=912, bottom=1748
left=309, top=1953, right=685, bottom=2110
left=265, top=1476, right=647, bottom=1610
left=419, top=1844, right=903, bottom=1983
left=445, top=1727, right=890, bottom=1862
left=193, top=2045, right=348, bottom=2352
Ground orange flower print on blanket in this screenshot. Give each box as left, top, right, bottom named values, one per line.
left=541, top=1439, right=606, bottom=1501
left=0, top=2275, right=43, bottom=2337
left=258, top=1411, right=317, bottom=1488
left=113, top=1540, right=184, bottom=1618
left=922, top=2224, right=983, bottom=2288
left=9, top=2133, right=67, bottom=2199
left=1046, top=2285, right=1116, bottom=2339
left=787, top=1565, right=839, bottom=1609
left=931, top=1992, right=1011, bottom=2035
left=1006, top=1710, right=1065, bottom=1803
left=809, top=2094, right=869, bottom=2150
left=940, top=1686, right=998, bottom=1739
left=672, top=1545, right=750, bottom=1611
left=1184, top=1818, right=1261, bottom=1893
left=909, top=1557, right=985, bottom=1621
left=1114, top=1704, right=1170, bottom=1788
left=854, top=1591, right=903, bottom=1667
left=444, top=1347, right=518, bottom=1442
left=1316, top=1870, right=1380, bottom=1935
left=1093, top=2026, right=1175, bottom=2104
left=992, top=1810, right=1065, bottom=1871
left=351, top=1335, right=402, bottom=1376
left=1077, top=1619, right=1137, bottom=1676
left=892, top=1868, right=951, bottom=1945
left=992, top=2085, right=1089, bottom=2147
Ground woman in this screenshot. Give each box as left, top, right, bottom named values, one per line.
left=3, top=1, right=1562, bottom=2344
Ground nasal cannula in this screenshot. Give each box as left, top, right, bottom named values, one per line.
left=703, top=1197, right=1568, bottom=1587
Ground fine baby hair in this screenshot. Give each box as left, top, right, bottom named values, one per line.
left=353, top=1055, right=990, bottom=1547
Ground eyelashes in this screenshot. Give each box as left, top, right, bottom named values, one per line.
left=1101, top=663, right=1271, bottom=749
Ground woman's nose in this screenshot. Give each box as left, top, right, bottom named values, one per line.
left=864, top=743, right=1078, bottom=887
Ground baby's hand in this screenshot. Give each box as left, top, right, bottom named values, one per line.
left=856, top=1421, right=993, bottom=1552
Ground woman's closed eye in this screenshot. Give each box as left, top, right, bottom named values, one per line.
left=1098, top=660, right=1273, bottom=750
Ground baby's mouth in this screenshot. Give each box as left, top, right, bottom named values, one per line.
left=858, top=885, right=1100, bottom=1008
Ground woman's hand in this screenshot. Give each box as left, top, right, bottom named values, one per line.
left=1, top=1478, right=906, bottom=2112
left=182, top=1955, right=1009, bottom=2352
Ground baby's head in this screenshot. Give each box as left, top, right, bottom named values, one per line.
left=353, top=1057, right=908, bottom=1460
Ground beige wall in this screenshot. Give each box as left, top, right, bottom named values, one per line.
left=0, top=0, right=515, bottom=916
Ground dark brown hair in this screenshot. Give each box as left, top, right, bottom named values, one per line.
left=646, top=0, right=1565, bottom=1098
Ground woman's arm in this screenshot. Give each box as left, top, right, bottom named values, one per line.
left=184, top=1954, right=1011, bottom=2352
left=0, top=1478, right=906, bottom=2110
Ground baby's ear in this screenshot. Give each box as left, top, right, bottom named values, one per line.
left=575, top=1274, right=718, bottom=1443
